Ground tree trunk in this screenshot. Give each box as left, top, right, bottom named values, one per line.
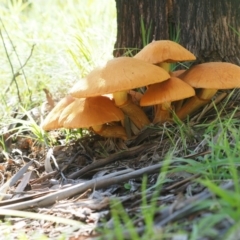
left=114, top=0, right=240, bottom=65
left=114, top=0, right=169, bottom=57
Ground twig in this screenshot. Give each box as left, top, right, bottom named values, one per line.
left=0, top=163, right=165, bottom=210
left=154, top=181, right=234, bottom=227
left=164, top=173, right=201, bottom=191
left=67, top=142, right=156, bottom=179
left=108, top=181, right=235, bottom=239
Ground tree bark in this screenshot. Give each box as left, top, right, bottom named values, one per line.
left=114, top=0, right=240, bottom=65
left=114, top=0, right=169, bottom=57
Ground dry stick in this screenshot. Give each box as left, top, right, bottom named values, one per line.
left=155, top=181, right=235, bottom=227
left=33, top=150, right=93, bottom=184
left=118, top=181, right=235, bottom=239
left=68, top=142, right=156, bottom=179
left=0, top=190, right=57, bottom=207
left=0, top=163, right=164, bottom=210
left=164, top=173, right=201, bottom=191
left=129, top=127, right=161, bottom=146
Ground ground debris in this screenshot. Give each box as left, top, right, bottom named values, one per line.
left=0, top=95, right=239, bottom=239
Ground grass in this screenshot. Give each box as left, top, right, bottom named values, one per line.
left=1, top=1, right=240, bottom=240
left=97, top=113, right=240, bottom=239
left=0, top=0, right=116, bottom=126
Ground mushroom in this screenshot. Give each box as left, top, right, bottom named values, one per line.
left=41, top=95, right=75, bottom=130
left=127, top=90, right=143, bottom=105
left=59, top=96, right=127, bottom=140
left=176, top=62, right=240, bottom=120
left=140, top=77, right=195, bottom=123
left=170, top=69, right=187, bottom=111
left=104, top=91, right=143, bottom=106
left=69, top=57, right=170, bottom=129
left=134, top=40, right=195, bottom=123
left=134, top=40, right=196, bottom=72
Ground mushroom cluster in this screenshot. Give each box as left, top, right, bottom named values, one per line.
left=41, top=55, right=171, bottom=139
left=41, top=40, right=240, bottom=140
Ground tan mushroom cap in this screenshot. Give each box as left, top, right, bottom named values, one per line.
left=134, top=40, right=196, bottom=64
left=69, top=57, right=170, bottom=98
left=140, top=77, right=195, bottom=106
left=41, top=95, right=75, bottom=130
left=179, top=62, right=240, bottom=89
left=60, top=96, right=124, bottom=128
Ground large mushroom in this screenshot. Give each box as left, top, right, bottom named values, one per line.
left=176, top=62, right=240, bottom=120
left=140, top=77, right=195, bottom=123
left=134, top=40, right=196, bottom=72
left=69, top=57, right=170, bottom=129
left=59, top=96, right=127, bottom=140
left=41, top=95, right=75, bottom=130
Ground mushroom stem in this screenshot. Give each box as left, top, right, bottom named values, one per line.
left=176, top=89, right=218, bottom=120
left=113, top=91, right=128, bottom=106
left=197, top=88, right=218, bottom=100
left=118, top=95, right=150, bottom=129
left=92, top=124, right=127, bottom=140
left=153, top=101, right=172, bottom=124
left=158, top=62, right=171, bottom=72
left=173, top=99, right=184, bottom=112
left=153, top=64, right=171, bottom=123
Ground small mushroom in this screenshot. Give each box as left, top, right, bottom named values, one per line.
left=134, top=40, right=196, bottom=72
left=176, top=62, right=240, bottom=120
left=140, top=77, right=195, bottom=123
left=69, top=57, right=170, bottom=129
left=41, top=95, right=75, bottom=130
left=59, top=96, right=127, bottom=140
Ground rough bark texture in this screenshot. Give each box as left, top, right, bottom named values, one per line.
left=114, top=0, right=169, bottom=57
left=114, top=0, right=240, bottom=65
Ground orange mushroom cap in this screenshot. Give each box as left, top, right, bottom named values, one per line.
left=134, top=40, right=196, bottom=64
left=69, top=57, right=170, bottom=98
left=60, top=96, right=124, bottom=129
left=41, top=95, right=75, bottom=130
left=140, top=77, right=195, bottom=106
left=179, top=62, right=240, bottom=89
